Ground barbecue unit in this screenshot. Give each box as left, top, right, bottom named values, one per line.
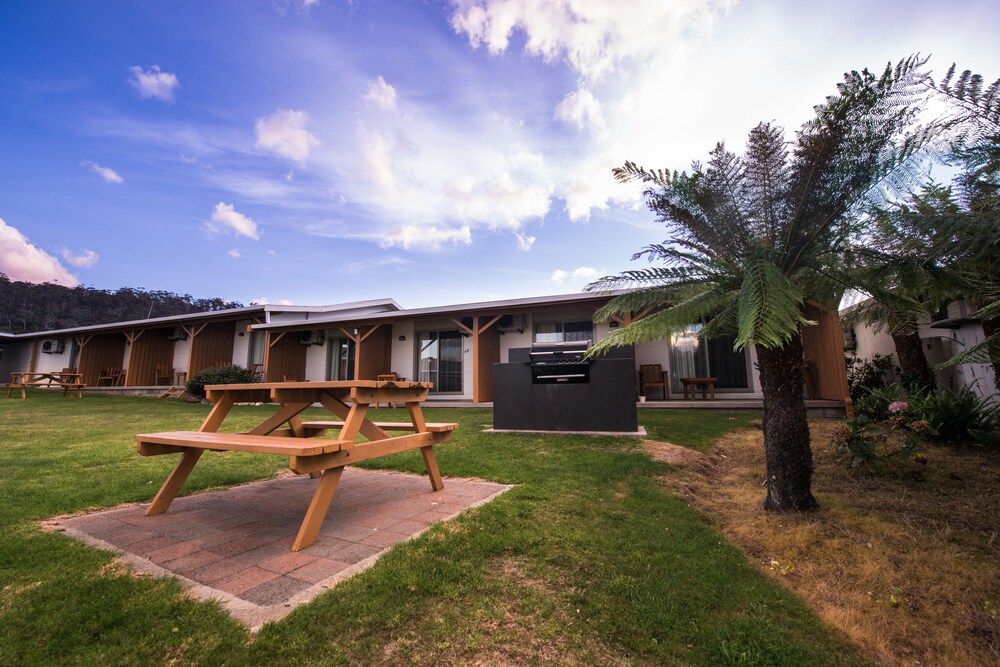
left=493, top=341, right=638, bottom=432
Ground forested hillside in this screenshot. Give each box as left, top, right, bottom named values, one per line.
left=0, top=274, right=243, bottom=333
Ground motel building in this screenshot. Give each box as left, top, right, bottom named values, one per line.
left=0, top=291, right=850, bottom=414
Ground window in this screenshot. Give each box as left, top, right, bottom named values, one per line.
left=247, top=331, right=266, bottom=369
left=669, top=325, right=750, bottom=391
left=417, top=331, right=462, bottom=393
left=533, top=320, right=593, bottom=343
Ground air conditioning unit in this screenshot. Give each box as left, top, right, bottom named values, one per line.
left=166, top=326, right=188, bottom=341
left=949, top=300, right=976, bottom=320
left=497, top=314, right=526, bottom=333
left=299, top=330, right=325, bottom=346
left=40, top=339, right=65, bottom=354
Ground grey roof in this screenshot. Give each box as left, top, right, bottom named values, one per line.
left=7, top=305, right=268, bottom=339
left=250, top=291, right=619, bottom=332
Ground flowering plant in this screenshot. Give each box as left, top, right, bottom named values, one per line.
left=831, top=401, right=935, bottom=469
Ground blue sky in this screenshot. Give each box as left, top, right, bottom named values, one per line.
left=1, top=0, right=997, bottom=308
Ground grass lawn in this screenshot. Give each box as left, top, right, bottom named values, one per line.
left=0, top=391, right=865, bottom=666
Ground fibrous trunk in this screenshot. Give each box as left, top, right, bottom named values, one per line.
left=981, top=316, right=1000, bottom=386
left=890, top=330, right=935, bottom=390
left=755, top=334, right=818, bottom=512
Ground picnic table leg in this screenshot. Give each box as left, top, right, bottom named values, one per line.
left=199, top=394, right=235, bottom=432
left=420, top=446, right=444, bottom=491
left=146, top=449, right=203, bottom=515
left=291, top=465, right=345, bottom=551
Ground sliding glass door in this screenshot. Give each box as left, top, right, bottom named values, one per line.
left=417, top=330, right=462, bottom=393
left=327, top=338, right=355, bottom=381
left=669, top=325, right=750, bottom=392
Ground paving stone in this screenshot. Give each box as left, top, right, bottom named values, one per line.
left=162, top=549, right=224, bottom=574
left=240, top=576, right=313, bottom=606
left=213, top=566, right=280, bottom=596
left=188, top=557, right=255, bottom=584
left=259, top=551, right=318, bottom=575
left=146, top=540, right=200, bottom=563
left=287, top=558, right=350, bottom=584
left=129, top=535, right=178, bottom=557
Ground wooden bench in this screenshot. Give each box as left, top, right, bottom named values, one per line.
left=680, top=377, right=717, bottom=400
left=301, top=421, right=458, bottom=436
left=137, top=431, right=351, bottom=456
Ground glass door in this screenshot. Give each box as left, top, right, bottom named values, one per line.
left=669, top=325, right=750, bottom=392
left=417, top=330, right=462, bottom=393
left=327, top=338, right=355, bottom=380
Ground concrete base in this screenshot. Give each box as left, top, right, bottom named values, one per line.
left=485, top=426, right=647, bottom=438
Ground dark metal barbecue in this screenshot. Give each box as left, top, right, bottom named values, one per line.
left=493, top=342, right=637, bottom=432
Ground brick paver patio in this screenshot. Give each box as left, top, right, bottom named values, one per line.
left=59, top=469, right=511, bottom=628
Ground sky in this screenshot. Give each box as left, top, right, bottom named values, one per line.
left=1, top=0, right=997, bottom=309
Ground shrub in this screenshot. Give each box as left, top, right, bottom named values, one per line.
left=846, top=353, right=898, bottom=401
left=185, top=364, right=258, bottom=399
left=853, top=384, right=902, bottom=422
left=909, top=386, right=1000, bottom=447
left=830, top=402, right=931, bottom=469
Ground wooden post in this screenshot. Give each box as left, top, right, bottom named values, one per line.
left=451, top=315, right=501, bottom=403
left=182, top=323, right=207, bottom=380
left=123, top=330, right=144, bottom=386
left=28, top=339, right=39, bottom=373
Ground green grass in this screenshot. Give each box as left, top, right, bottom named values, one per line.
left=0, top=391, right=863, bottom=666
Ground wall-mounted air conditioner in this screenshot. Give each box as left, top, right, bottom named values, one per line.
left=166, top=326, right=189, bottom=341
left=497, top=314, right=526, bottom=333
left=299, top=330, right=325, bottom=346
left=40, top=339, right=65, bottom=354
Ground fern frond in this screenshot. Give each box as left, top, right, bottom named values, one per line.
left=735, top=254, right=813, bottom=350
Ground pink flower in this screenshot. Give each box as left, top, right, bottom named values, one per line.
left=888, top=401, right=909, bottom=414
left=910, top=420, right=930, bottom=433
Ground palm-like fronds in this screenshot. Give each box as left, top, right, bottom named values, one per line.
left=590, top=56, right=935, bottom=353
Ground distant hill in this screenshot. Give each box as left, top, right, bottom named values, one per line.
left=0, top=273, right=244, bottom=334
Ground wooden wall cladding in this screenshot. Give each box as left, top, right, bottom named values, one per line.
left=265, top=333, right=307, bottom=382
left=189, top=322, right=236, bottom=376
left=801, top=303, right=850, bottom=401
left=357, top=325, right=392, bottom=380
left=77, top=334, right=126, bottom=386
left=475, top=324, right=500, bottom=402
left=125, top=328, right=175, bottom=386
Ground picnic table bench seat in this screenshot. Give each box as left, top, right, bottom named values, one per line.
left=136, top=430, right=350, bottom=456
left=301, top=420, right=459, bottom=434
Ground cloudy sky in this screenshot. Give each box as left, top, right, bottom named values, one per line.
left=1, top=0, right=997, bottom=308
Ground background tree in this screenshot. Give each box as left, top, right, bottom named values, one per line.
left=588, top=57, right=933, bottom=512
left=0, top=274, right=243, bottom=333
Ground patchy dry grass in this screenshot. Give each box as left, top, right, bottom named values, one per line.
left=670, top=419, right=1000, bottom=667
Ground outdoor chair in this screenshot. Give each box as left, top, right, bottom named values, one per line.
left=638, top=364, right=669, bottom=400
left=97, top=367, right=122, bottom=386
left=155, top=365, right=174, bottom=385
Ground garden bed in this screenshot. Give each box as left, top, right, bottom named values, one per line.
left=670, top=418, right=1000, bottom=667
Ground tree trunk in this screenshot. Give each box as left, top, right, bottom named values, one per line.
left=755, top=334, right=818, bottom=512
left=890, top=330, right=935, bottom=389
left=980, top=316, right=1000, bottom=386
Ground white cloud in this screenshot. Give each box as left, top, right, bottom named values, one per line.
left=380, top=223, right=472, bottom=251
left=255, top=109, right=320, bottom=164
left=550, top=266, right=602, bottom=284
left=449, top=0, right=733, bottom=83
left=80, top=161, right=124, bottom=184
left=61, top=248, right=99, bottom=267
left=128, top=65, right=179, bottom=102
left=227, top=249, right=241, bottom=258
left=302, top=0, right=320, bottom=7
left=554, top=88, right=605, bottom=132
left=515, top=231, right=535, bottom=251
left=207, top=202, right=261, bottom=240
left=449, top=0, right=738, bottom=220
left=363, top=76, right=398, bottom=112
left=0, top=218, right=78, bottom=285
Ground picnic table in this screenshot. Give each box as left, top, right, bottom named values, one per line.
left=5, top=371, right=85, bottom=399
left=136, top=380, right=457, bottom=552
left=680, top=376, right=717, bottom=400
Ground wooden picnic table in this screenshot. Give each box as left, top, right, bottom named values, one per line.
left=5, top=371, right=85, bottom=399
left=680, top=376, right=717, bottom=400
left=136, top=380, right=458, bottom=552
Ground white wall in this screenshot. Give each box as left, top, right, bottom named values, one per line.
left=231, top=320, right=251, bottom=367
left=390, top=322, right=415, bottom=380
left=172, top=339, right=189, bottom=373
left=0, top=341, right=32, bottom=378
left=33, top=337, right=73, bottom=372
left=304, top=341, right=327, bottom=380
